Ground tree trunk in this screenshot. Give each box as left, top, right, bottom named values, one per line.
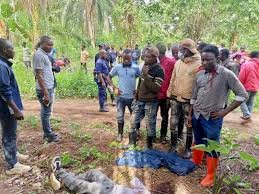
left=84, top=0, right=97, bottom=47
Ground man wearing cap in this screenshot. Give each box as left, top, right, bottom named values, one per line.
left=167, top=38, right=201, bottom=158
left=128, top=46, right=164, bottom=149
left=155, top=43, right=176, bottom=144
left=131, top=44, right=141, bottom=65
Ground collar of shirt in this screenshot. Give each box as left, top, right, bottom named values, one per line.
left=39, top=48, right=49, bottom=55
left=204, top=65, right=220, bottom=74
left=0, top=56, right=13, bottom=67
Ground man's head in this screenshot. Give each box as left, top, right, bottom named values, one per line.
left=144, top=46, right=159, bottom=66
left=99, top=49, right=107, bottom=59
left=179, top=38, right=198, bottom=59
left=147, top=42, right=151, bottom=47
left=219, top=48, right=230, bottom=62
left=220, top=43, right=225, bottom=48
left=135, top=44, right=139, bottom=50
left=156, top=43, right=167, bottom=59
left=197, top=42, right=208, bottom=54
left=39, top=35, right=53, bottom=53
left=0, top=38, right=15, bottom=59
left=98, top=44, right=103, bottom=50
left=250, top=51, right=259, bottom=58
left=81, top=45, right=86, bottom=50
left=171, top=44, right=179, bottom=60
left=201, top=44, right=219, bottom=72
left=122, top=49, right=132, bottom=66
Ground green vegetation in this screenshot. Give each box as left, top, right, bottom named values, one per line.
left=193, top=128, right=259, bottom=194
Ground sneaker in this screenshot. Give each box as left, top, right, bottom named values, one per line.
left=44, top=133, right=60, bottom=143
left=17, top=152, right=29, bottom=161
left=51, top=156, right=61, bottom=172
left=6, top=162, right=31, bottom=175
left=50, top=172, right=61, bottom=191
left=99, top=108, right=109, bottom=112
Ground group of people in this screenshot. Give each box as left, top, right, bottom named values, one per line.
left=94, top=38, right=258, bottom=188
left=0, top=35, right=258, bottom=191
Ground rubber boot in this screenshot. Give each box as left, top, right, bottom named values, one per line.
left=160, top=126, right=167, bottom=144
left=146, top=136, right=154, bottom=149
left=116, top=122, right=124, bottom=142
left=201, top=156, right=219, bottom=187
left=191, top=149, right=204, bottom=165
left=182, top=129, right=193, bottom=159
left=169, top=132, right=178, bottom=152
left=128, top=131, right=137, bottom=147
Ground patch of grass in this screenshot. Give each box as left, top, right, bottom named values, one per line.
left=69, top=122, right=81, bottom=131
left=79, top=145, right=113, bottom=162
left=20, top=115, right=39, bottom=129
left=70, top=129, right=92, bottom=142
left=61, top=152, right=78, bottom=167
left=50, top=117, right=62, bottom=130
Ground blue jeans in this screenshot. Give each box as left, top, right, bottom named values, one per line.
left=96, top=82, right=107, bottom=109
left=0, top=115, right=17, bottom=168
left=116, top=97, right=133, bottom=123
left=240, top=91, right=257, bottom=118
left=192, top=115, right=223, bottom=158
left=130, top=100, right=158, bottom=137
left=36, top=88, right=55, bottom=137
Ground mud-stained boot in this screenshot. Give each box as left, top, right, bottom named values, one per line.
left=128, top=131, right=137, bottom=147
left=116, top=122, right=124, bottom=142
left=146, top=136, right=154, bottom=149
left=182, top=130, right=193, bottom=159
left=169, top=131, right=178, bottom=152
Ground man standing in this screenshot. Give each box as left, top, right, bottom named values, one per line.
left=80, top=45, right=89, bottom=72
left=22, top=42, right=31, bottom=69
left=171, top=44, right=185, bottom=140
left=0, top=38, right=31, bottom=174
left=33, top=36, right=60, bottom=143
left=131, top=44, right=141, bottom=65
left=190, top=45, right=247, bottom=187
left=94, top=50, right=110, bottom=112
left=108, top=49, right=140, bottom=142
left=128, top=47, right=164, bottom=149
left=239, top=51, right=259, bottom=122
left=155, top=43, right=176, bottom=144
left=219, top=49, right=239, bottom=76
left=167, top=38, right=201, bottom=158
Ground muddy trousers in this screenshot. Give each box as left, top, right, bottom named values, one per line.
left=169, top=99, right=192, bottom=148
left=56, top=169, right=114, bottom=194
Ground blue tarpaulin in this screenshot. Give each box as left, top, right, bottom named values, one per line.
left=115, top=149, right=196, bottom=176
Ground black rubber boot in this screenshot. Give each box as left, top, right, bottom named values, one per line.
left=146, top=136, right=154, bottom=149
left=116, top=122, right=124, bottom=142
left=169, top=131, right=178, bottom=152
left=128, top=131, right=137, bottom=147
left=182, top=128, right=193, bottom=159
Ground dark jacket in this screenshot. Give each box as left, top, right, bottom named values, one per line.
left=137, top=63, right=164, bottom=102
left=0, top=56, right=23, bottom=117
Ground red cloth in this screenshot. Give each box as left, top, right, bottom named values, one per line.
left=56, top=59, right=65, bottom=67
left=158, top=56, right=176, bottom=99
left=239, top=58, right=259, bottom=92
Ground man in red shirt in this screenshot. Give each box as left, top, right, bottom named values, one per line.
left=155, top=43, right=176, bottom=143
left=239, top=51, right=259, bottom=122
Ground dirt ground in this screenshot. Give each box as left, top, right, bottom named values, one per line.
left=0, top=99, right=258, bottom=194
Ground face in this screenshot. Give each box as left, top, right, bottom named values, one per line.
left=3, top=41, right=15, bottom=59
left=202, top=52, right=217, bottom=71
left=171, top=47, right=179, bottom=60
left=100, top=51, right=107, bottom=59
left=240, top=47, right=245, bottom=52
left=122, top=53, right=132, bottom=63
left=41, top=40, right=53, bottom=53
left=144, top=51, right=157, bottom=65
left=135, top=45, right=138, bottom=49
left=179, top=47, right=192, bottom=58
